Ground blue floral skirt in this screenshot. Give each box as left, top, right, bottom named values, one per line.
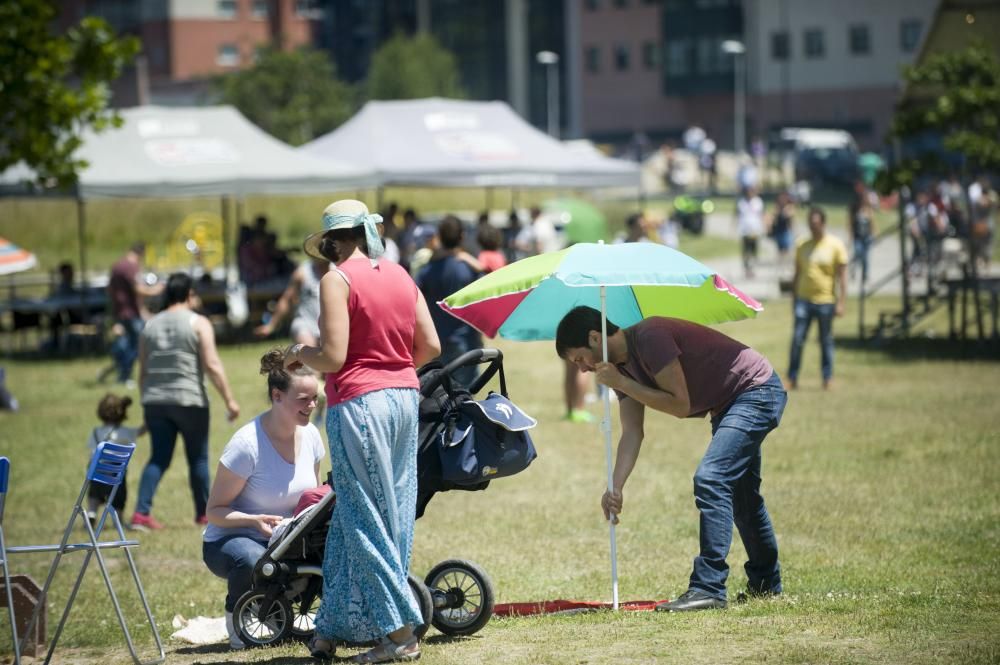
left=315, top=387, right=423, bottom=642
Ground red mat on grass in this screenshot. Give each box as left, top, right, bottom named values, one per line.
left=493, top=599, right=669, bottom=616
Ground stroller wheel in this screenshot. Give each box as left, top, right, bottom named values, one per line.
left=408, top=573, right=433, bottom=640
left=233, top=589, right=295, bottom=647
left=424, top=559, right=495, bottom=636
left=289, top=588, right=322, bottom=638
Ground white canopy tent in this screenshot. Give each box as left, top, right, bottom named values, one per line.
left=300, top=98, right=640, bottom=189
left=1, top=105, right=374, bottom=280
left=1, top=105, right=373, bottom=197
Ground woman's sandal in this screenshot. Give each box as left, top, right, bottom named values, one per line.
left=351, top=636, right=420, bottom=663
left=308, top=636, right=336, bottom=661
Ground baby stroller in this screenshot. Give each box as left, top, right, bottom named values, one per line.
left=233, top=348, right=535, bottom=647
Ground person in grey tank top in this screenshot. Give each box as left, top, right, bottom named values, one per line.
left=130, top=272, right=241, bottom=531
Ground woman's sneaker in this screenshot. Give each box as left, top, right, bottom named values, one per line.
left=129, top=512, right=165, bottom=531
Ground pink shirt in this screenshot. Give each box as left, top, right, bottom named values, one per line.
left=477, top=250, right=507, bottom=274
left=325, top=257, right=421, bottom=406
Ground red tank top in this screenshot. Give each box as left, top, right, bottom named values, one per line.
left=325, top=257, right=421, bottom=406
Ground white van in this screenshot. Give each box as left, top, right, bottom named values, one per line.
left=770, top=128, right=859, bottom=187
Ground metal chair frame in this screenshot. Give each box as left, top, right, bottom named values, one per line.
left=0, top=456, right=21, bottom=665
left=7, top=442, right=165, bottom=665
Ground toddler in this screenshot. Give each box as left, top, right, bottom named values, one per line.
left=86, top=394, right=146, bottom=525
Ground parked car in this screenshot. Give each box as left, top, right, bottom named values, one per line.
left=770, top=128, right=860, bottom=187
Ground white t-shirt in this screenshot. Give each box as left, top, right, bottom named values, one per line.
left=87, top=424, right=141, bottom=452
left=203, top=416, right=326, bottom=542
left=737, top=196, right=765, bottom=238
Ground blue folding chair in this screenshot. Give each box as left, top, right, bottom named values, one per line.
left=0, top=456, right=21, bottom=665
left=8, top=442, right=164, bottom=665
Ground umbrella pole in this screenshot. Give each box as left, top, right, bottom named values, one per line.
left=600, top=285, right=620, bottom=611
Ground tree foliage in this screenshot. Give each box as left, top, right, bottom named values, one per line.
left=216, top=47, right=355, bottom=146
left=881, top=41, right=1000, bottom=191
left=367, top=33, right=465, bottom=101
left=0, top=0, right=139, bottom=189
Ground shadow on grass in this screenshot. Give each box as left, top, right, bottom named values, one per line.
left=836, top=334, right=1000, bottom=362
left=172, top=642, right=315, bottom=663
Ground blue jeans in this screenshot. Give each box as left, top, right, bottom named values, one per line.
left=788, top=299, right=836, bottom=382
left=852, top=237, right=872, bottom=282
left=110, top=317, right=144, bottom=383
left=136, top=404, right=211, bottom=517
left=690, top=372, right=786, bottom=600
left=203, top=535, right=269, bottom=612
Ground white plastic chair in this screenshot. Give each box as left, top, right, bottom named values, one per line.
left=8, top=442, right=164, bottom=665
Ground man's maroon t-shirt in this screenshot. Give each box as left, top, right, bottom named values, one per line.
left=109, top=258, right=140, bottom=319
left=614, top=317, right=773, bottom=418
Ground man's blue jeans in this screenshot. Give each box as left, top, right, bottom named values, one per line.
left=203, top=535, right=269, bottom=612
left=110, top=317, right=144, bottom=383
left=690, top=372, right=787, bottom=600
left=788, top=299, right=836, bottom=383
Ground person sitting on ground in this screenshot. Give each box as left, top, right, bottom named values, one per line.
left=202, top=349, right=325, bottom=650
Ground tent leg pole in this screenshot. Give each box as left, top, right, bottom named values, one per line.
left=76, top=196, right=88, bottom=289
left=220, top=195, right=230, bottom=281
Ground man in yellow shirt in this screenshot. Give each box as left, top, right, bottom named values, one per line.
left=788, top=207, right=847, bottom=389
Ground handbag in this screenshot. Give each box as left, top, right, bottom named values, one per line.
left=439, top=392, right=538, bottom=486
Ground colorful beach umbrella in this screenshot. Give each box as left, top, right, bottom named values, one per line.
left=0, top=237, right=37, bottom=276
left=439, top=241, right=762, bottom=609
left=440, top=242, right=761, bottom=341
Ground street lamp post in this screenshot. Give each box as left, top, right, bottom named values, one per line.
left=536, top=50, right=560, bottom=139
left=721, top=40, right=746, bottom=155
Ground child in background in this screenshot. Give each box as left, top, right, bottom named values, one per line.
left=86, top=394, right=146, bottom=524
left=476, top=224, right=508, bottom=274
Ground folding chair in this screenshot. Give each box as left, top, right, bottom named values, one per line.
left=9, top=442, right=164, bottom=665
left=0, top=456, right=21, bottom=665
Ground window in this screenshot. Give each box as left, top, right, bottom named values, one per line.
left=665, top=39, right=691, bottom=76
left=252, top=0, right=268, bottom=18
left=585, top=46, right=601, bottom=73
left=900, top=19, right=923, bottom=53
left=217, top=44, right=239, bottom=66
left=614, top=44, right=630, bottom=71
left=803, top=28, right=825, bottom=59
left=295, top=0, right=323, bottom=19
left=642, top=41, right=660, bottom=69
left=771, top=31, right=789, bottom=60
left=849, top=24, right=870, bottom=55
left=216, top=0, right=237, bottom=18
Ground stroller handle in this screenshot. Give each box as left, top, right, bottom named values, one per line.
left=420, top=348, right=506, bottom=397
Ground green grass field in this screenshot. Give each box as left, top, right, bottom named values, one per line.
left=0, top=297, right=998, bottom=664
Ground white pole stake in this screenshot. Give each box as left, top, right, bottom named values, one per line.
left=600, top=284, right=619, bottom=610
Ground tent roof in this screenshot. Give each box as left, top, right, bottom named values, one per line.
left=301, top=98, right=640, bottom=188
left=1, top=105, right=374, bottom=198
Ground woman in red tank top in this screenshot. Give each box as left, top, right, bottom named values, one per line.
left=285, top=200, right=440, bottom=663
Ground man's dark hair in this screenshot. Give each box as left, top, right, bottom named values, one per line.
left=165, top=272, right=193, bottom=306
left=809, top=206, right=826, bottom=224
left=555, top=305, right=620, bottom=358
left=438, top=215, right=464, bottom=250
